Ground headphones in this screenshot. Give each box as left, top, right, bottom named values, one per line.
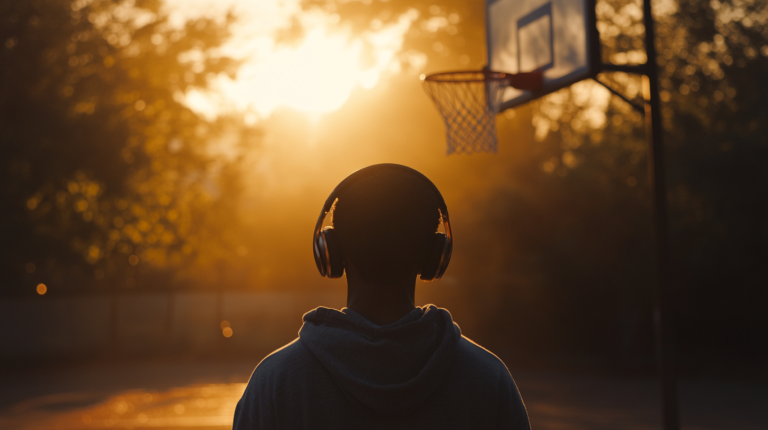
left=312, top=164, right=453, bottom=282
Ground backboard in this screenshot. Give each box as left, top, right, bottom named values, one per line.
left=487, top=0, right=600, bottom=110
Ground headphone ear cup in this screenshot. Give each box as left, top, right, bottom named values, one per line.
left=314, top=229, right=329, bottom=277
left=420, top=232, right=448, bottom=282
left=320, top=227, right=345, bottom=279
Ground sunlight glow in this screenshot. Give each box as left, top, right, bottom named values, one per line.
left=172, top=0, right=419, bottom=121
left=227, top=28, right=366, bottom=116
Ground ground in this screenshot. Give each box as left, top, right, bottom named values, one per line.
left=0, top=356, right=765, bottom=430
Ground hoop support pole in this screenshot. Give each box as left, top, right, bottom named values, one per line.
left=593, top=77, right=645, bottom=115
left=642, top=0, right=680, bottom=427
left=598, top=4, right=679, bottom=429
left=600, top=63, right=649, bottom=75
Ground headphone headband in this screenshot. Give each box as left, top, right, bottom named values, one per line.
left=313, top=164, right=450, bottom=243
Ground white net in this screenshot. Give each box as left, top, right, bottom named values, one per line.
left=422, top=71, right=510, bottom=155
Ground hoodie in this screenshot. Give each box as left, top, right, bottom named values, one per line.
left=233, top=305, right=530, bottom=429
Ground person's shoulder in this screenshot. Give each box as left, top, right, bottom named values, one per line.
left=453, top=336, right=530, bottom=426
left=454, top=335, right=512, bottom=378
left=250, top=338, right=315, bottom=380
left=235, top=339, right=316, bottom=429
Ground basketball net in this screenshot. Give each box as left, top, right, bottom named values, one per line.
left=421, top=71, right=543, bottom=155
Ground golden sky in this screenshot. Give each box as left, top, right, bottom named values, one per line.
left=164, top=0, right=421, bottom=121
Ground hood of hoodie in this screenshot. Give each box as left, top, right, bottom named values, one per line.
left=299, top=305, right=461, bottom=415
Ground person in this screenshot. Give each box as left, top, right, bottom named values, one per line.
left=233, top=164, right=530, bottom=429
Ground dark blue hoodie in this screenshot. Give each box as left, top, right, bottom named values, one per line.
left=233, top=305, right=530, bottom=429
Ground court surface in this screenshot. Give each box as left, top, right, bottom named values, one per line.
left=1, top=357, right=765, bottom=430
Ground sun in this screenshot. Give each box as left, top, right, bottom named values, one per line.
left=225, top=27, right=367, bottom=117
left=173, top=1, right=419, bottom=122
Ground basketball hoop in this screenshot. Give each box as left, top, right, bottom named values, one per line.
left=421, top=70, right=543, bottom=155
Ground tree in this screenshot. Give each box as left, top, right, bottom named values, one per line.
left=655, top=0, right=768, bottom=368
left=0, top=0, right=258, bottom=293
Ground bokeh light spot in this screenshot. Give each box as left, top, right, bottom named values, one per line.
left=36, top=283, right=47, bottom=295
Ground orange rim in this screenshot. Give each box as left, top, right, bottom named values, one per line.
left=420, top=70, right=510, bottom=83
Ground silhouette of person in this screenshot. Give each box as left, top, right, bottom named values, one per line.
left=233, top=164, right=530, bottom=429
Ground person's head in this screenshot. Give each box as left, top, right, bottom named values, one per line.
left=331, top=167, right=443, bottom=285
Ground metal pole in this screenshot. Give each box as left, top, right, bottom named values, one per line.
left=642, top=0, right=679, bottom=428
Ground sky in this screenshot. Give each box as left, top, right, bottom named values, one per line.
left=163, top=0, right=420, bottom=122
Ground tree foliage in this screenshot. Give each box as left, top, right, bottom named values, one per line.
left=656, top=0, right=768, bottom=365
left=1, top=0, right=258, bottom=292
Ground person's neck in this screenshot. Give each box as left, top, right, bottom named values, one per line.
left=345, top=265, right=416, bottom=326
